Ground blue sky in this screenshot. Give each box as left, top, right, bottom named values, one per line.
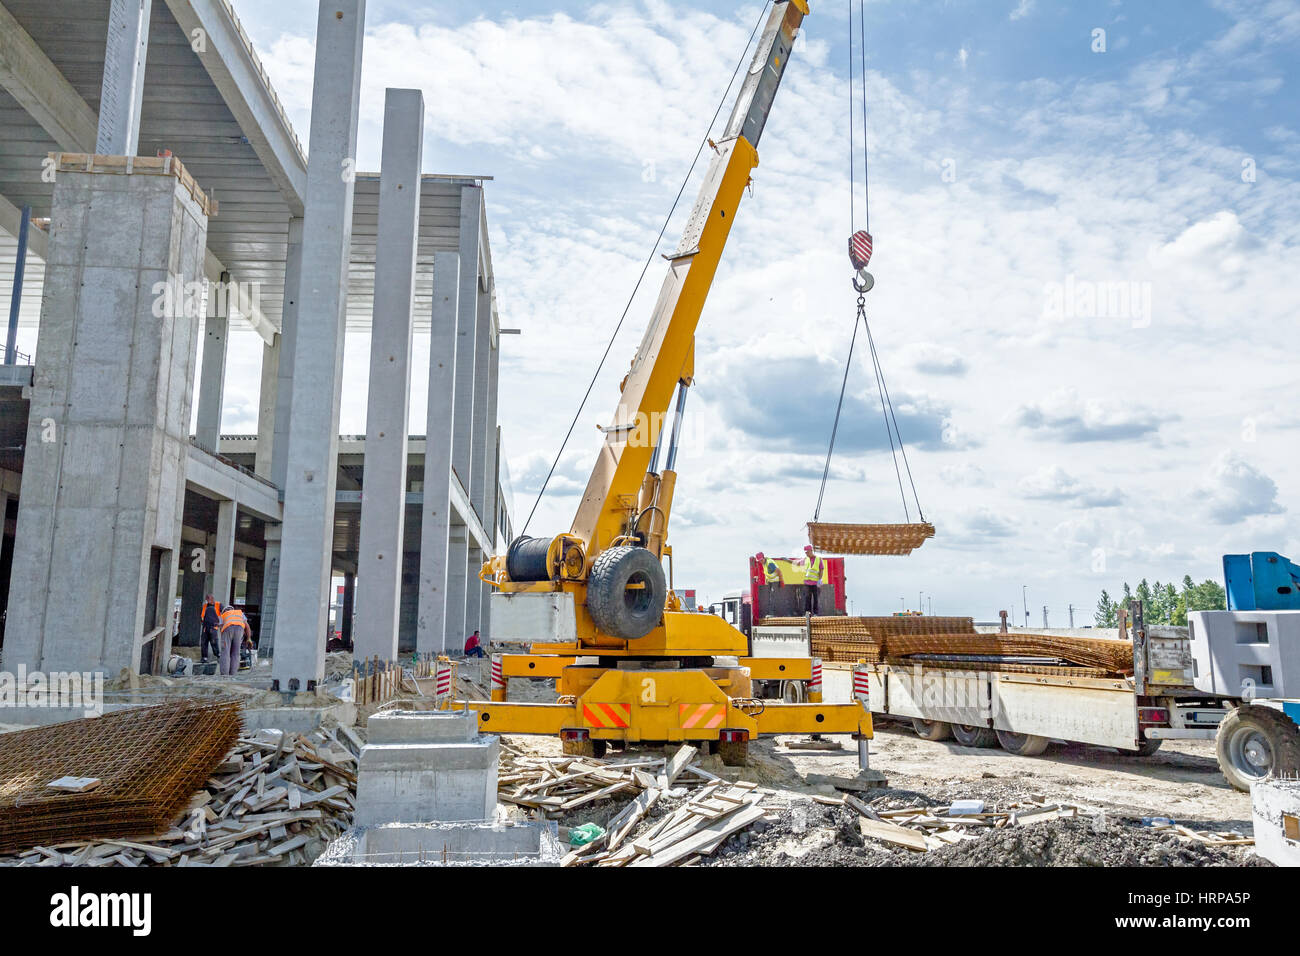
left=219, top=0, right=1299, bottom=622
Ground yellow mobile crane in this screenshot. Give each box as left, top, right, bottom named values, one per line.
left=462, top=0, right=873, bottom=766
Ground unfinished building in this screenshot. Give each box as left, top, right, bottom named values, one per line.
left=0, top=0, right=509, bottom=690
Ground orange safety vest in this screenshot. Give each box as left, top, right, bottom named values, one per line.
left=219, top=606, right=249, bottom=632
left=200, top=600, right=223, bottom=623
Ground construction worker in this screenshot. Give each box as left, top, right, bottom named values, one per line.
left=199, top=594, right=223, bottom=663
left=756, top=552, right=781, bottom=585
left=802, top=545, right=824, bottom=616
left=464, top=629, right=486, bottom=659
left=217, top=604, right=252, bottom=676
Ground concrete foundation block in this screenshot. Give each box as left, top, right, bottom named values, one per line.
left=1251, top=777, right=1300, bottom=867
left=366, top=707, right=476, bottom=744
left=314, top=820, right=561, bottom=867
left=353, top=708, right=498, bottom=825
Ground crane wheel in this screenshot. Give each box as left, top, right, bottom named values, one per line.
left=1215, top=705, right=1300, bottom=793
left=911, top=718, right=952, bottom=741
left=719, top=738, right=749, bottom=767
left=951, top=723, right=998, bottom=748
left=995, top=730, right=1051, bottom=756
left=586, top=546, right=667, bottom=640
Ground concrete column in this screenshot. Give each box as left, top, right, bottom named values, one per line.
left=444, top=532, right=468, bottom=653
left=271, top=0, right=366, bottom=692
left=259, top=523, right=281, bottom=657
left=254, top=333, right=279, bottom=478
left=463, top=545, right=482, bottom=646
left=1, top=160, right=208, bottom=674
left=450, top=187, right=481, bottom=492
left=354, top=88, right=424, bottom=664
left=469, top=290, right=491, bottom=520
left=178, top=558, right=205, bottom=647
left=213, top=498, right=236, bottom=604
left=271, top=216, right=304, bottom=488
left=96, top=0, right=151, bottom=156
left=195, top=306, right=228, bottom=452
left=341, top=571, right=355, bottom=647
left=416, top=252, right=459, bottom=655
left=484, top=326, right=501, bottom=544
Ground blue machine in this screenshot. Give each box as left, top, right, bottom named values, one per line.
left=1223, top=551, right=1300, bottom=611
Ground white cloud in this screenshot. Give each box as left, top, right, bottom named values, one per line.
left=1010, top=0, right=1036, bottom=21
left=1013, top=389, right=1175, bottom=444
left=1193, top=451, right=1283, bottom=524
left=1018, top=465, right=1124, bottom=507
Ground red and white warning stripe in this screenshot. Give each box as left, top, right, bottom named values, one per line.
left=434, top=661, right=453, bottom=702
left=809, top=658, right=823, bottom=695
left=852, top=663, right=871, bottom=703
left=849, top=230, right=873, bottom=270
left=491, top=653, right=505, bottom=690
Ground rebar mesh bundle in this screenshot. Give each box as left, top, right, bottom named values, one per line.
left=807, top=522, right=936, bottom=555
left=0, top=698, right=242, bottom=854
left=885, top=633, right=1134, bottom=674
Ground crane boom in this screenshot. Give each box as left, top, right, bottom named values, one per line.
left=570, top=0, right=809, bottom=554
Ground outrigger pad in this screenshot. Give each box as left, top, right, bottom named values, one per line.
left=807, top=521, right=935, bottom=556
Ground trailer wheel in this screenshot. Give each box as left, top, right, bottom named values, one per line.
left=586, top=546, right=666, bottom=640
left=719, top=738, right=749, bottom=767
left=781, top=680, right=806, bottom=704
left=911, top=718, right=952, bottom=741
left=1117, top=737, right=1163, bottom=757
left=996, top=730, right=1051, bottom=756
left=1216, top=705, right=1300, bottom=792
left=951, top=723, right=998, bottom=748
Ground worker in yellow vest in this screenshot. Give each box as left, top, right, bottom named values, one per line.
left=217, top=604, right=252, bottom=676
left=802, top=545, right=824, bottom=616
left=756, top=552, right=781, bottom=585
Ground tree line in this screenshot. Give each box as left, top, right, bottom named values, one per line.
left=1094, top=575, right=1226, bottom=627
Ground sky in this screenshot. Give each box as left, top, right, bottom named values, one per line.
left=215, top=0, right=1299, bottom=623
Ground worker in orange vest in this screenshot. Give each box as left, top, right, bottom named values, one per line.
left=217, top=604, right=252, bottom=676
left=199, top=594, right=223, bottom=663
left=802, top=545, right=824, bottom=616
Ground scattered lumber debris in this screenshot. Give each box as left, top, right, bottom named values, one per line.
left=825, top=796, right=1256, bottom=853
left=498, top=742, right=776, bottom=867
left=0, top=699, right=242, bottom=854
left=0, top=727, right=357, bottom=867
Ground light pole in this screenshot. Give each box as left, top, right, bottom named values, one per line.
left=1022, top=586, right=1029, bottom=628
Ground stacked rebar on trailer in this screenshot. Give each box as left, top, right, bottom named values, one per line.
left=756, top=615, right=1133, bottom=675
left=0, top=699, right=242, bottom=854
left=807, top=521, right=936, bottom=555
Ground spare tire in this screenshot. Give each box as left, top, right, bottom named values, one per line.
left=586, top=545, right=667, bottom=640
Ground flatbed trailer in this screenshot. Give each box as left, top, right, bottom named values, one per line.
left=758, top=618, right=1230, bottom=758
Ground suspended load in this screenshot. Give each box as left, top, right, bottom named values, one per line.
left=807, top=520, right=934, bottom=556
left=808, top=0, right=934, bottom=557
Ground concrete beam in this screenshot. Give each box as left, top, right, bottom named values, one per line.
left=0, top=192, right=46, bottom=260
left=185, top=443, right=281, bottom=523
left=416, top=252, right=459, bottom=655
left=354, top=88, right=423, bottom=663
left=444, top=533, right=469, bottom=654
left=0, top=0, right=98, bottom=151
left=195, top=309, right=228, bottom=453
left=204, top=248, right=276, bottom=344
left=272, top=0, right=366, bottom=692
left=96, top=0, right=152, bottom=156
left=162, top=0, right=309, bottom=214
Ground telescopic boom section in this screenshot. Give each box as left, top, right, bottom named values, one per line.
left=569, top=0, right=809, bottom=555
